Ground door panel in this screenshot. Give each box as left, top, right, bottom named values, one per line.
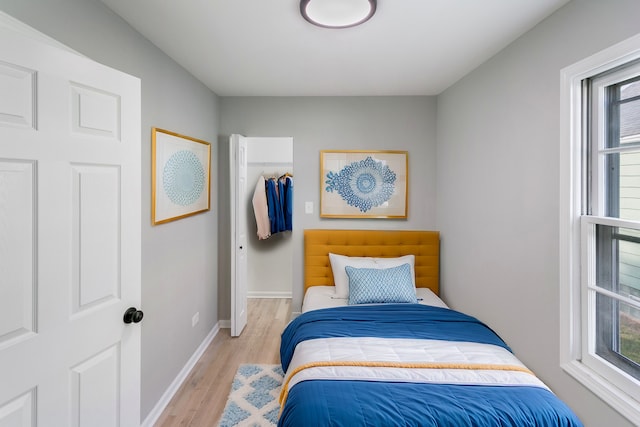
left=0, top=159, right=36, bottom=346
left=71, top=164, right=121, bottom=312
left=0, top=389, right=36, bottom=425
left=70, top=345, right=119, bottom=427
left=70, top=83, right=121, bottom=139
left=0, top=61, right=36, bottom=129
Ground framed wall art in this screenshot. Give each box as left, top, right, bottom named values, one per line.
left=320, top=150, right=408, bottom=219
left=152, top=127, right=211, bottom=225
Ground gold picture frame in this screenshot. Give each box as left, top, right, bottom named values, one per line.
left=152, top=128, right=211, bottom=225
left=320, top=150, right=408, bottom=218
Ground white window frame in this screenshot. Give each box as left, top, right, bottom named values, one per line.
left=560, top=33, right=640, bottom=424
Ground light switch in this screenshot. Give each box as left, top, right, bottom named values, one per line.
left=305, top=201, right=313, bottom=214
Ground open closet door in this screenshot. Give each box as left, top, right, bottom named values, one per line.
left=230, top=134, right=248, bottom=337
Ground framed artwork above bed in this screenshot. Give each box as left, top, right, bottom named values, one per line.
left=320, top=150, right=408, bottom=218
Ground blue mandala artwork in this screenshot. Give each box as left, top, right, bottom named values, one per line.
left=325, top=156, right=397, bottom=212
left=163, top=150, right=205, bottom=206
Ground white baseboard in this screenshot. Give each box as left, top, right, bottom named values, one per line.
left=248, top=291, right=292, bottom=299
left=141, top=322, right=220, bottom=427
left=219, top=319, right=231, bottom=329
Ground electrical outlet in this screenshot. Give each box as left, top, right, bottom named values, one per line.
left=192, top=312, right=199, bottom=327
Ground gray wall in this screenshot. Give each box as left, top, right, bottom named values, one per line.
left=219, top=96, right=438, bottom=315
left=436, top=0, right=640, bottom=425
left=0, top=0, right=220, bottom=421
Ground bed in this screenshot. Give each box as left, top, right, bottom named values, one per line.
left=278, top=229, right=582, bottom=427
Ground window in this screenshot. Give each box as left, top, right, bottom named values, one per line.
left=561, top=34, right=640, bottom=424
left=585, top=69, right=640, bottom=388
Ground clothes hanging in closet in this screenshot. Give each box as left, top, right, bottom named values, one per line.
left=252, top=174, right=293, bottom=240
left=252, top=175, right=271, bottom=240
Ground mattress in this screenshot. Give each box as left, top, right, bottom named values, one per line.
left=302, top=285, right=449, bottom=313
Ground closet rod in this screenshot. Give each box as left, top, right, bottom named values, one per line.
left=247, top=161, right=293, bottom=166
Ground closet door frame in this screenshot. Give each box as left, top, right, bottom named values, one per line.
left=230, top=134, right=248, bottom=337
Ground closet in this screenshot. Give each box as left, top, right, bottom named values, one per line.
left=246, top=137, right=293, bottom=298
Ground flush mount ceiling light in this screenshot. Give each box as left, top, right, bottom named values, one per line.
left=300, top=0, right=377, bottom=29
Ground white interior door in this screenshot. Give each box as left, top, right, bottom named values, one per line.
left=0, top=14, right=141, bottom=426
left=230, top=134, right=248, bottom=337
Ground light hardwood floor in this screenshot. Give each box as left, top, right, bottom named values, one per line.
left=154, top=298, right=291, bottom=427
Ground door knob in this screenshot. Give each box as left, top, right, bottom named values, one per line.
left=123, top=307, right=144, bottom=324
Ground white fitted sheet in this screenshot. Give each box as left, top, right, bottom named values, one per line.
left=302, top=286, right=449, bottom=313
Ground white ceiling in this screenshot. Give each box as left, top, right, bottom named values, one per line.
left=99, top=0, right=569, bottom=97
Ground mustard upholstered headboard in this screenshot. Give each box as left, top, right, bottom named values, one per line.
left=304, top=229, right=440, bottom=295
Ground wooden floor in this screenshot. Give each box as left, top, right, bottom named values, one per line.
left=154, top=298, right=291, bottom=427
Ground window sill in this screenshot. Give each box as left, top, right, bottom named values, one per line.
left=562, top=360, right=640, bottom=425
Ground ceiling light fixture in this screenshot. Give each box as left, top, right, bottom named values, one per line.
left=300, top=0, right=377, bottom=29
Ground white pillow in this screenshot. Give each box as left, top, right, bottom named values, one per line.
left=328, top=253, right=416, bottom=298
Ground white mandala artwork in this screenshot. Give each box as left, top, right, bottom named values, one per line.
left=152, top=128, right=211, bottom=224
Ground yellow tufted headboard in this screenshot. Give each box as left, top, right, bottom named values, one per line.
left=304, top=229, right=440, bottom=295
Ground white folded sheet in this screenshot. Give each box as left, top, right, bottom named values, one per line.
left=302, top=286, right=449, bottom=313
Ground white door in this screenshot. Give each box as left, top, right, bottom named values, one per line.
left=0, top=14, right=141, bottom=426
left=230, top=134, right=248, bottom=337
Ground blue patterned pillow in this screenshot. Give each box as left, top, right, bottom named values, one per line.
left=346, top=263, right=418, bottom=305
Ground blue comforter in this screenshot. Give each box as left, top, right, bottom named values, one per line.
left=279, top=304, right=582, bottom=427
